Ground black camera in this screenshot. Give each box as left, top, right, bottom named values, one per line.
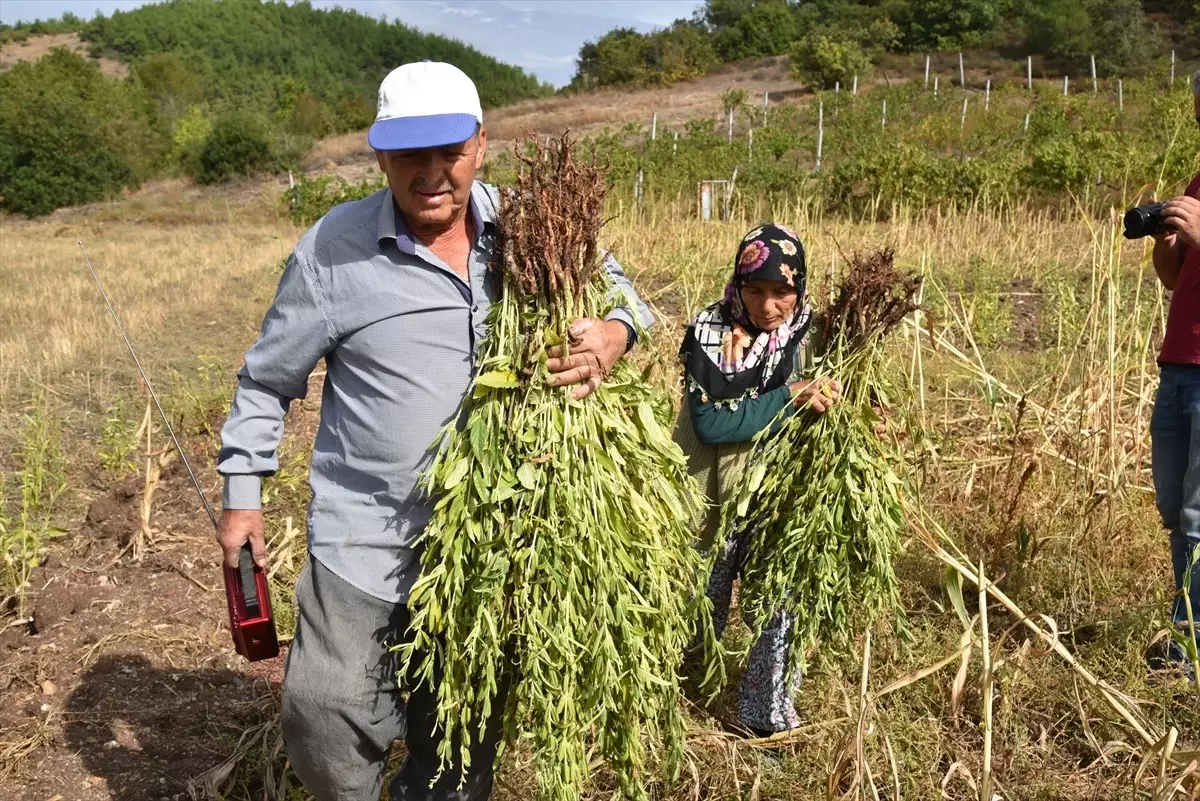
left=1123, top=202, right=1171, bottom=240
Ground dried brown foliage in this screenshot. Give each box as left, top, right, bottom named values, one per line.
left=822, top=246, right=923, bottom=350
left=497, top=133, right=609, bottom=304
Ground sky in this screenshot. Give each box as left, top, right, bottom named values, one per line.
left=0, top=0, right=705, bottom=86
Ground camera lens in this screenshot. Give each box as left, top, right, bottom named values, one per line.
left=1123, top=207, right=1152, bottom=239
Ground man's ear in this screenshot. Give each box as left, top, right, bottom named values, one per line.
left=474, top=126, right=488, bottom=168
left=374, top=149, right=388, bottom=172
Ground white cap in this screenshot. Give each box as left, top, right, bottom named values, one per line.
left=368, top=61, right=483, bottom=151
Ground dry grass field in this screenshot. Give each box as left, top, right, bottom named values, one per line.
left=1, top=151, right=1198, bottom=800
left=0, top=32, right=127, bottom=77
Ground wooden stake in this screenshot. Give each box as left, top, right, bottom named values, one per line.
left=1091, top=55, right=1097, bottom=94
left=881, top=98, right=887, bottom=129
left=815, top=100, right=824, bottom=172
left=650, top=113, right=657, bottom=140
left=1170, top=50, right=1176, bottom=86
left=960, top=96, right=968, bottom=130
left=852, top=74, right=858, bottom=96
left=958, top=51, right=965, bottom=88
left=1063, top=75, right=1069, bottom=96
left=924, top=55, right=930, bottom=90
left=979, top=562, right=994, bottom=801
left=1027, top=56, right=1033, bottom=91
left=727, top=107, right=733, bottom=143
left=673, top=131, right=678, bottom=154
left=1118, top=79, right=1123, bottom=113
left=985, top=79, right=991, bottom=111
left=747, top=128, right=753, bottom=162
left=934, top=75, right=939, bottom=98
left=1024, top=111, right=1031, bottom=132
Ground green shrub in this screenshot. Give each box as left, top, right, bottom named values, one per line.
left=0, top=92, right=134, bottom=216
left=169, top=104, right=213, bottom=176
left=195, top=113, right=273, bottom=184
left=0, top=49, right=159, bottom=216
left=281, top=174, right=386, bottom=226
left=790, top=33, right=872, bottom=90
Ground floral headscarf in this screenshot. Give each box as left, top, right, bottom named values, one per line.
left=680, top=223, right=812, bottom=404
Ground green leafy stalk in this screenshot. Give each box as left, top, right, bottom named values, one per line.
left=396, top=134, right=714, bottom=801
left=720, top=249, right=918, bottom=681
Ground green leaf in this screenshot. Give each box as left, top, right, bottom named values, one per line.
left=946, top=567, right=972, bottom=633
left=443, top=458, right=470, bottom=489
left=747, top=463, right=767, bottom=494
left=517, top=462, right=538, bottom=490
left=474, top=370, right=519, bottom=389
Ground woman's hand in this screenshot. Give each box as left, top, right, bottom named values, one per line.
left=789, top=378, right=841, bottom=413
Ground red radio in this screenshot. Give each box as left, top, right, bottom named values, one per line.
left=223, top=543, right=280, bottom=661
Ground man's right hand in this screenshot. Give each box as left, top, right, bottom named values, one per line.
left=1163, top=195, right=1200, bottom=251
left=218, top=509, right=268, bottom=569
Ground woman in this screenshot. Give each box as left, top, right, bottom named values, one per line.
left=674, top=223, right=841, bottom=738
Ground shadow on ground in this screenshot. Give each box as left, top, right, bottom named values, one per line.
left=64, top=653, right=280, bottom=800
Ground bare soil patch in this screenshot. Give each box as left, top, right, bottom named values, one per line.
left=0, top=33, right=127, bottom=77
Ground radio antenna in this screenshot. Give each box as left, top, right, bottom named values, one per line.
left=79, top=241, right=219, bottom=531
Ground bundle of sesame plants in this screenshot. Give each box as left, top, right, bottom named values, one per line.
left=720, top=247, right=921, bottom=681
left=396, top=133, right=713, bottom=801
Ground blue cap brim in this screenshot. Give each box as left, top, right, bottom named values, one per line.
left=367, top=113, right=478, bottom=150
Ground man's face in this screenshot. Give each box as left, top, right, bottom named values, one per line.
left=376, top=127, right=487, bottom=229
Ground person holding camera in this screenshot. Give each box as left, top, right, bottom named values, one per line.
left=1147, top=70, right=1200, bottom=681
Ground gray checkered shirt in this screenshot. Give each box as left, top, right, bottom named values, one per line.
left=217, top=182, right=653, bottom=602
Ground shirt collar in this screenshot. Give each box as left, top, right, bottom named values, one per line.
left=377, top=182, right=494, bottom=256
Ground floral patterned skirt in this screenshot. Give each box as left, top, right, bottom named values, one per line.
left=705, top=528, right=802, bottom=734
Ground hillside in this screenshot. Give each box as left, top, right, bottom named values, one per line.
left=571, top=0, right=1197, bottom=91
left=0, top=0, right=551, bottom=217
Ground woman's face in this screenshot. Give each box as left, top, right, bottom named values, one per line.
left=740, top=280, right=798, bottom=330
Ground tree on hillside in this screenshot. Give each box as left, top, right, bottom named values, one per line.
left=1019, top=0, right=1157, bottom=74
left=1021, top=0, right=1092, bottom=63
left=0, top=49, right=161, bottom=215
left=572, top=21, right=716, bottom=89
left=710, top=0, right=798, bottom=61
left=892, top=0, right=1002, bottom=50
left=1087, top=0, right=1157, bottom=75
left=575, top=28, right=652, bottom=88
left=790, top=32, right=872, bottom=88
left=135, top=52, right=206, bottom=119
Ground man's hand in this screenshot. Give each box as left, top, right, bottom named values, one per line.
left=218, top=509, right=267, bottom=569
left=790, top=378, right=841, bottom=413
left=545, top=318, right=628, bottom=400
left=1164, top=195, right=1200, bottom=251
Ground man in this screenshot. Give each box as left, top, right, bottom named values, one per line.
left=216, top=61, right=652, bottom=800
left=1148, top=70, right=1200, bottom=682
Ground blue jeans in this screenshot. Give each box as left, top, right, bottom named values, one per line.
left=1150, top=364, right=1200, bottom=628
